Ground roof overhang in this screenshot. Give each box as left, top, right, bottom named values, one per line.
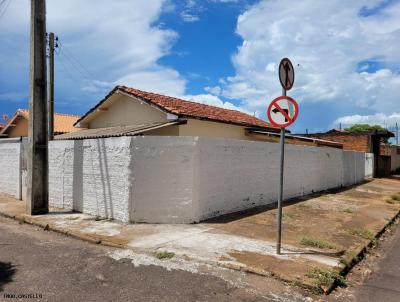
left=0, top=112, right=24, bottom=135
left=55, top=120, right=185, bottom=140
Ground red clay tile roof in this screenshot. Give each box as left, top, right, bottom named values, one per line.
left=1, top=109, right=80, bottom=134
left=76, top=86, right=276, bottom=130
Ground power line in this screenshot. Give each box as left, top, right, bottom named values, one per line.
left=57, top=40, right=95, bottom=79
left=55, top=48, right=83, bottom=83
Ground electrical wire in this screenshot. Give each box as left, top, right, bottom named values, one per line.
left=57, top=41, right=95, bottom=80
left=55, top=48, right=84, bottom=83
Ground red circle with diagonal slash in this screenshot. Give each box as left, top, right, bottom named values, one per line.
left=267, top=96, right=299, bottom=128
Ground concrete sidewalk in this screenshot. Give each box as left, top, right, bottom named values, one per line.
left=0, top=178, right=399, bottom=293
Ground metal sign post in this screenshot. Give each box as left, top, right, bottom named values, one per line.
left=277, top=88, right=286, bottom=255
left=267, top=58, right=298, bottom=255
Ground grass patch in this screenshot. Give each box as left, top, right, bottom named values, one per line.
left=391, top=194, right=400, bottom=201
left=18, top=217, right=25, bottom=224
left=339, top=251, right=359, bottom=266
left=342, top=208, right=354, bottom=213
left=306, top=267, right=349, bottom=289
left=386, top=198, right=400, bottom=204
left=349, top=228, right=375, bottom=240
left=155, top=251, right=175, bottom=260
left=282, top=213, right=295, bottom=220
left=300, top=236, right=336, bottom=249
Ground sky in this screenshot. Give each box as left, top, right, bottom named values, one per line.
left=0, top=0, right=399, bottom=133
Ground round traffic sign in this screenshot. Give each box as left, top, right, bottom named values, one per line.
left=267, top=96, right=299, bottom=128
left=279, top=58, right=294, bottom=91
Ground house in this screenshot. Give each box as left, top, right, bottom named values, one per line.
left=56, top=85, right=279, bottom=140
left=55, top=86, right=342, bottom=149
left=300, top=129, right=395, bottom=177
left=0, top=109, right=80, bottom=138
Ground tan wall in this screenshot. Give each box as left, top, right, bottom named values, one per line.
left=177, top=119, right=250, bottom=140
left=86, top=94, right=168, bottom=128
left=145, top=125, right=180, bottom=136
left=140, top=119, right=250, bottom=140
left=7, top=117, right=28, bottom=138
left=138, top=119, right=251, bottom=141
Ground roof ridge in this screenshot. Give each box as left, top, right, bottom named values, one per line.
left=13, top=108, right=79, bottom=118
left=118, top=85, right=256, bottom=117
left=54, top=112, right=81, bottom=118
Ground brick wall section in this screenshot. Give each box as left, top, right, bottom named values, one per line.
left=310, top=134, right=370, bottom=152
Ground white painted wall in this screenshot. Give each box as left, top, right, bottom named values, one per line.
left=342, top=150, right=365, bottom=186
left=196, top=138, right=351, bottom=221
left=365, top=153, right=374, bottom=178
left=49, top=137, right=132, bottom=222
left=0, top=139, right=21, bottom=198
left=129, top=137, right=198, bottom=223
left=0, top=136, right=367, bottom=223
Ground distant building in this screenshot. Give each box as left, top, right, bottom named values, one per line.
left=0, top=109, right=80, bottom=138
left=300, top=129, right=395, bottom=177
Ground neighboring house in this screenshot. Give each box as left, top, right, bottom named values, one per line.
left=0, top=109, right=80, bottom=138
left=301, top=129, right=395, bottom=177
left=55, top=85, right=341, bottom=149
left=302, top=128, right=394, bottom=153
left=0, top=124, right=5, bottom=138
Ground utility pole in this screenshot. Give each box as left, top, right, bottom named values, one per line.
left=396, top=122, right=399, bottom=145
left=27, top=0, right=48, bottom=215
left=48, top=32, right=56, bottom=140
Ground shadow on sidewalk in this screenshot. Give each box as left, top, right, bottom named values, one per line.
left=203, top=179, right=374, bottom=224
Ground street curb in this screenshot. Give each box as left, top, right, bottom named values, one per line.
left=0, top=208, right=319, bottom=292
left=325, top=209, right=400, bottom=294
left=1, top=206, right=399, bottom=295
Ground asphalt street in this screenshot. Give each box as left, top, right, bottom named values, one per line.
left=0, top=216, right=286, bottom=302
left=352, top=220, right=400, bottom=302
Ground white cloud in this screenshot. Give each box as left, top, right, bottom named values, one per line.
left=334, top=113, right=400, bottom=128
left=1, top=0, right=185, bottom=98
left=117, top=68, right=186, bottom=97
left=182, top=94, right=252, bottom=114
left=180, top=11, right=200, bottom=22
left=209, top=0, right=400, bottom=118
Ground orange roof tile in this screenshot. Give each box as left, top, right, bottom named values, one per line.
left=1, top=109, right=80, bottom=134
left=76, top=86, right=277, bottom=131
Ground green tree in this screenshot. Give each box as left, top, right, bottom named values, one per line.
left=344, top=124, right=385, bottom=133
